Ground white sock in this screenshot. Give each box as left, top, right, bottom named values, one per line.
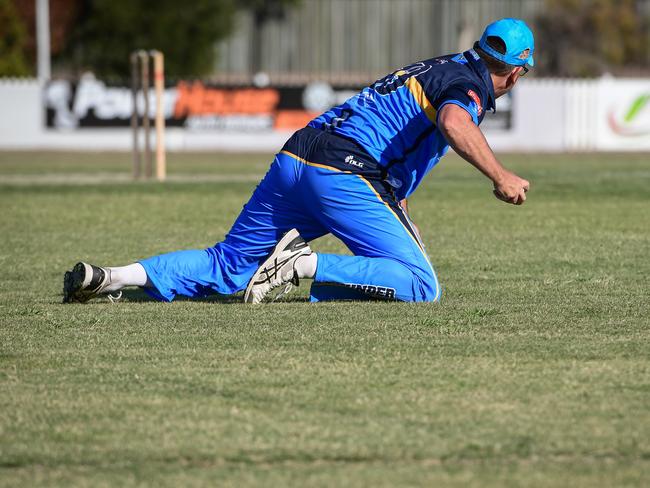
left=105, top=263, right=150, bottom=292
left=294, top=253, right=317, bottom=279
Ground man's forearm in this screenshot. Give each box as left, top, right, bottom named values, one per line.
left=438, top=106, right=506, bottom=185
left=438, top=104, right=530, bottom=204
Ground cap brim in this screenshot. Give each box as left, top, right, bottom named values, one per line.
left=527, top=54, right=535, bottom=67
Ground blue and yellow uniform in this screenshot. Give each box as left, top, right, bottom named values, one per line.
left=140, top=49, right=496, bottom=302
left=309, top=49, right=494, bottom=199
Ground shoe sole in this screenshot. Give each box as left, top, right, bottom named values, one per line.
left=243, top=229, right=306, bottom=304
left=62, top=262, right=88, bottom=303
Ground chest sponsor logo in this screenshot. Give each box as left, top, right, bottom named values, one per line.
left=467, top=89, right=483, bottom=116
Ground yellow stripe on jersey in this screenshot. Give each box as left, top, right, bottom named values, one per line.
left=405, top=77, right=437, bottom=124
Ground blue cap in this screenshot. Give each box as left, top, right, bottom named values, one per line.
left=479, top=18, right=535, bottom=68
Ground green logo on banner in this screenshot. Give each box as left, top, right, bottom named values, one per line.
left=609, top=92, right=650, bottom=136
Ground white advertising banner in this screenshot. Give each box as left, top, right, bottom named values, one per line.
left=487, top=79, right=566, bottom=152
left=0, top=77, right=649, bottom=152
left=596, top=79, right=650, bottom=151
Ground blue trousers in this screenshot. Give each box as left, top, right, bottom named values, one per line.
left=140, top=128, right=440, bottom=302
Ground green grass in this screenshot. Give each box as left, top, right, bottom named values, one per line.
left=1, top=151, right=649, bottom=487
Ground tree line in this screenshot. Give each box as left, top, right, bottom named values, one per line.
left=0, top=0, right=648, bottom=79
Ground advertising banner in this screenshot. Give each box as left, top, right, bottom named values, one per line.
left=596, top=79, right=650, bottom=150
left=44, top=74, right=512, bottom=133
left=45, top=74, right=360, bottom=132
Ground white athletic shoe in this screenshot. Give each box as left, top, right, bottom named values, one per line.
left=244, top=229, right=312, bottom=304
left=63, top=262, right=120, bottom=303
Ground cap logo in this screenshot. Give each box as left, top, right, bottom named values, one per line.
left=518, top=48, right=531, bottom=60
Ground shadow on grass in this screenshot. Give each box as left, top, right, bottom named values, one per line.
left=59, top=288, right=310, bottom=305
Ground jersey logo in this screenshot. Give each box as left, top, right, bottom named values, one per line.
left=467, top=89, right=483, bottom=116
left=344, top=155, right=363, bottom=168
left=452, top=53, right=468, bottom=65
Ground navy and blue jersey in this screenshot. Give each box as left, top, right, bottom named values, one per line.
left=140, top=54, right=500, bottom=304
left=308, top=49, right=496, bottom=199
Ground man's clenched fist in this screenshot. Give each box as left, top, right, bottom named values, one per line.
left=493, top=171, right=530, bottom=205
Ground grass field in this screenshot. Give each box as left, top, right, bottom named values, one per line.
left=1, top=150, right=649, bottom=487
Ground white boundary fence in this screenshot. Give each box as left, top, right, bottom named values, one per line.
left=0, top=77, right=648, bottom=152
left=565, top=80, right=599, bottom=150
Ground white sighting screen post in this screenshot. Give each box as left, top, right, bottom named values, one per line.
left=36, top=0, right=51, bottom=81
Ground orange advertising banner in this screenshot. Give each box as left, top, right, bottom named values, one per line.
left=44, top=76, right=362, bottom=131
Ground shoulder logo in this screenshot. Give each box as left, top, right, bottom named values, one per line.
left=467, top=89, right=483, bottom=116
left=452, top=54, right=467, bottom=64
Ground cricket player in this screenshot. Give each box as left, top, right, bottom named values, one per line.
left=63, top=18, right=534, bottom=304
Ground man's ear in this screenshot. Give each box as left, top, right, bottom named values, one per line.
left=505, top=67, right=521, bottom=90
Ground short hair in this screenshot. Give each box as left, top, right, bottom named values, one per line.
left=474, top=36, right=518, bottom=76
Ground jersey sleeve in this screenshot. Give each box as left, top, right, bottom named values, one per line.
left=433, top=84, right=485, bottom=125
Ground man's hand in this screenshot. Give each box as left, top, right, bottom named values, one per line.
left=438, top=104, right=531, bottom=206
left=493, top=171, right=530, bottom=205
